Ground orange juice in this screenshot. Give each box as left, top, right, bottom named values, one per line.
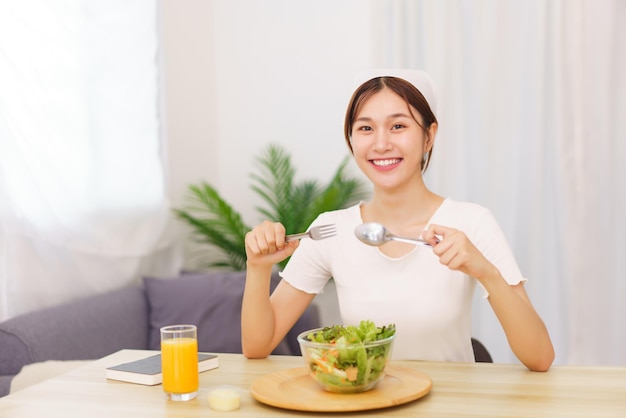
left=161, top=337, right=199, bottom=394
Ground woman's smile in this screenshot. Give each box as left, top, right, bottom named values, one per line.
left=371, top=158, right=402, bottom=169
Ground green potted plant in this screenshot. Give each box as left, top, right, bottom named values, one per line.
left=174, top=143, right=368, bottom=270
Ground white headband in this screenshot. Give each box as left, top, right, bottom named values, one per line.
left=352, top=68, right=438, bottom=117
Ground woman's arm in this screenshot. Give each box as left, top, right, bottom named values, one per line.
left=422, top=224, right=555, bottom=371
left=484, top=280, right=555, bottom=371
left=241, top=221, right=315, bottom=358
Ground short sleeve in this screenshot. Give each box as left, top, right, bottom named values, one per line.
left=280, top=215, right=335, bottom=294
left=429, top=200, right=527, bottom=298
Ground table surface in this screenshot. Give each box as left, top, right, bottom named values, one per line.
left=1, top=349, right=625, bottom=417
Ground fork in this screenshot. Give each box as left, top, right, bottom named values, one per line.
left=285, top=224, right=337, bottom=242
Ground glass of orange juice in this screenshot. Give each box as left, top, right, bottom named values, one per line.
left=160, top=324, right=199, bottom=401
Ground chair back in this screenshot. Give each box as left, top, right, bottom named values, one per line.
left=471, top=338, right=493, bottom=363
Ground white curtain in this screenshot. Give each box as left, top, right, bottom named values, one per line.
left=373, top=0, right=626, bottom=366
left=0, top=1, right=182, bottom=320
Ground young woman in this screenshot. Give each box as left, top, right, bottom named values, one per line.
left=242, top=69, right=554, bottom=371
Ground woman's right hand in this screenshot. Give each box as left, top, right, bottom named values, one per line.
left=244, top=220, right=299, bottom=269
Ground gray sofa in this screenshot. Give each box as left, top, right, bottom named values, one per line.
left=0, top=270, right=320, bottom=397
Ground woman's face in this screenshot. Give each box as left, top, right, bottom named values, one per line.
left=350, top=87, right=434, bottom=191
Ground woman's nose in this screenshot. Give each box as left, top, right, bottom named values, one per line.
left=372, top=131, right=392, bottom=151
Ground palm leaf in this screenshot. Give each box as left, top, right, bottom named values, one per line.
left=285, top=181, right=322, bottom=233
left=307, top=157, right=369, bottom=220
left=173, top=182, right=250, bottom=270
left=250, top=143, right=295, bottom=223
left=174, top=143, right=369, bottom=271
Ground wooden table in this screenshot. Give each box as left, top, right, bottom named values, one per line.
left=1, top=349, right=625, bottom=417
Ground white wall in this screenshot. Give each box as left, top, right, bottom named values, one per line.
left=210, top=1, right=370, bottom=225
left=162, top=0, right=218, bottom=210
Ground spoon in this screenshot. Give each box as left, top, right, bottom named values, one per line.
left=354, top=222, right=433, bottom=248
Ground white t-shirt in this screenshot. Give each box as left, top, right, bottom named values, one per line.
left=281, top=198, right=525, bottom=362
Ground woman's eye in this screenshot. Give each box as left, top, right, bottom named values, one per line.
left=392, top=124, right=406, bottom=130
left=357, top=126, right=372, bottom=132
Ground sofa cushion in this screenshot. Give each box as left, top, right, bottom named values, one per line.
left=0, top=285, right=149, bottom=392
left=143, top=271, right=319, bottom=355
left=0, top=376, right=13, bottom=398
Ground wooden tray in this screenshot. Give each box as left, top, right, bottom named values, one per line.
left=249, top=365, right=432, bottom=412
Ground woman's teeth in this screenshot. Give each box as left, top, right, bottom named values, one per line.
left=372, top=159, right=400, bottom=167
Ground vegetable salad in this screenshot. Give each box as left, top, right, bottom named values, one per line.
left=300, top=320, right=396, bottom=392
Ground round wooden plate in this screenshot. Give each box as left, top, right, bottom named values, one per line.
left=249, top=365, right=432, bottom=412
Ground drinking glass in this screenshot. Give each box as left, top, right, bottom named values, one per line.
left=160, top=324, right=199, bottom=401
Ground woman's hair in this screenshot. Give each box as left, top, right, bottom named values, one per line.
left=343, top=76, right=438, bottom=172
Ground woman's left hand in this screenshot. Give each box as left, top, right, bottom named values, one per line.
left=421, top=224, right=498, bottom=281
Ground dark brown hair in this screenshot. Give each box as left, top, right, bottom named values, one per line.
left=343, top=76, right=438, bottom=172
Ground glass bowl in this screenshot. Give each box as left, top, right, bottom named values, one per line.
left=297, top=327, right=395, bottom=394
